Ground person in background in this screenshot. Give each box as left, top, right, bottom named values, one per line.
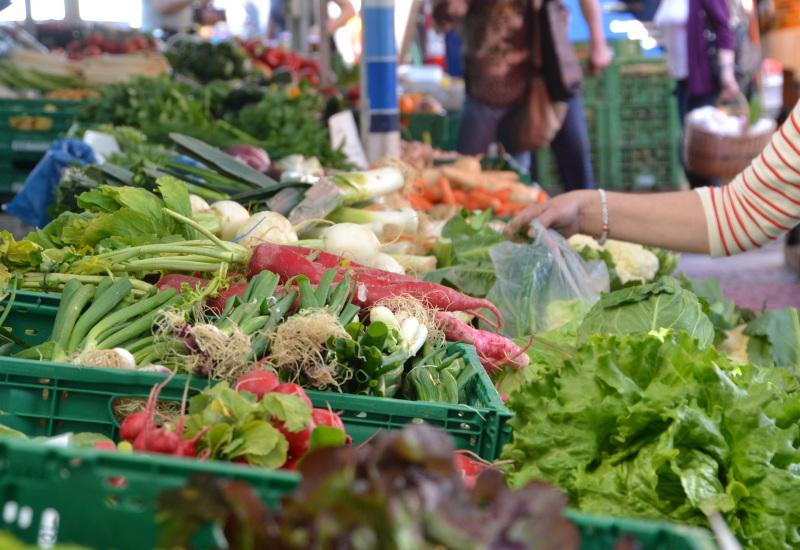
left=142, top=0, right=213, bottom=33
left=432, top=0, right=610, bottom=192
left=679, top=0, right=740, bottom=189
left=504, top=98, right=800, bottom=258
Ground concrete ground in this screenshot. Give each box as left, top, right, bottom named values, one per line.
left=676, top=236, right=800, bottom=312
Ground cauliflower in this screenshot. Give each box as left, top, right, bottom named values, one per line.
left=602, top=239, right=659, bottom=285
left=568, top=233, right=603, bottom=252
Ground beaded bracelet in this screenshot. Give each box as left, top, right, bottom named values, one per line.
left=597, top=188, right=609, bottom=246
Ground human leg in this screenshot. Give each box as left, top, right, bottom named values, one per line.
left=456, top=96, right=513, bottom=156
left=548, top=94, right=595, bottom=191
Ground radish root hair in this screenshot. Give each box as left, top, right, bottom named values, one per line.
left=77, top=349, right=136, bottom=370
left=375, top=293, right=440, bottom=340
left=269, top=308, right=349, bottom=390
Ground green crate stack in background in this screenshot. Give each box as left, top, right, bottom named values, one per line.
left=400, top=111, right=462, bottom=150
left=0, top=98, right=85, bottom=194
left=535, top=41, right=684, bottom=192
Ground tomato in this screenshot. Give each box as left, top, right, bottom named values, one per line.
left=85, top=34, right=104, bottom=47
left=119, top=40, right=137, bottom=54
left=83, top=45, right=103, bottom=57
left=298, top=67, right=320, bottom=87
left=281, top=51, right=301, bottom=71
left=133, top=35, right=148, bottom=50
left=299, top=58, right=320, bottom=71
left=262, top=47, right=284, bottom=68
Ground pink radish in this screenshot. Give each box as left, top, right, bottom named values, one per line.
left=155, top=274, right=249, bottom=313
left=271, top=383, right=313, bottom=408
left=311, top=408, right=345, bottom=432
left=92, top=441, right=117, bottom=451
left=234, top=370, right=280, bottom=400
left=248, top=242, right=502, bottom=325
left=435, top=312, right=532, bottom=374
left=119, top=412, right=152, bottom=443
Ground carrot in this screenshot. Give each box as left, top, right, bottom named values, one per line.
left=423, top=185, right=440, bottom=203
left=452, top=189, right=469, bottom=206
left=437, top=177, right=457, bottom=205
left=409, top=194, right=434, bottom=210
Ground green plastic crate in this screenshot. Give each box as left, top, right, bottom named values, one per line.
left=400, top=111, right=461, bottom=150
left=567, top=511, right=719, bottom=550
left=0, top=98, right=84, bottom=164
left=0, top=163, right=31, bottom=196
left=0, top=435, right=299, bottom=550
left=0, top=444, right=721, bottom=550
left=0, top=291, right=512, bottom=460
left=0, top=290, right=61, bottom=347
left=0, top=350, right=510, bottom=461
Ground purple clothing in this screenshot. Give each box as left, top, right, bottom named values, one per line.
left=687, top=0, right=736, bottom=96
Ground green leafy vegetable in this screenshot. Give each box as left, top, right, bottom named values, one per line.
left=577, top=276, right=715, bottom=348
left=423, top=209, right=505, bottom=298
left=743, top=307, right=800, bottom=376
left=503, top=331, right=800, bottom=550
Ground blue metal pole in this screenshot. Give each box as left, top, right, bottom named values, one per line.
left=360, top=0, right=400, bottom=162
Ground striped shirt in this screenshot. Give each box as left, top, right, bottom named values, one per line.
left=696, top=100, right=800, bottom=257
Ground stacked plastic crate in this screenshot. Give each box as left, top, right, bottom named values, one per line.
left=535, top=41, right=683, bottom=192
left=0, top=98, right=85, bottom=195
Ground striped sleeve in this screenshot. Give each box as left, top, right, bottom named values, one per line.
left=695, top=100, right=800, bottom=258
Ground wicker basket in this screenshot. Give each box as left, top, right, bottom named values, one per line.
left=682, top=92, right=776, bottom=179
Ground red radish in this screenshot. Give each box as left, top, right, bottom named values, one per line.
left=234, top=370, right=280, bottom=400
left=248, top=243, right=503, bottom=325
left=435, top=312, right=532, bottom=374
left=224, top=144, right=271, bottom=173
left=271, top=383, right=313, bottom=408
left=174, top=426, right=211, bottom=458
left=311, top=408, right=345, bottom=432
left=92, top=441, right=117, bottom=451
left=282, top=455, right=301, bottom=471
left=155, top=274, right=249, bottom=313
left=119, top=411, right=152, bottom=443
left=279, top=422, right=314, bottom=458
left=142, top=425, right=181, bottom=455
left=453, top=450, right=492, bottom=489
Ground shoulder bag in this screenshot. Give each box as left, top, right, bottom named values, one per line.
left=508, top=0, right=568, bottom=153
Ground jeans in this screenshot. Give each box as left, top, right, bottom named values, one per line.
left=455, top=94, right=595, bottom=191
left=676, top=78, right=720, bottom=189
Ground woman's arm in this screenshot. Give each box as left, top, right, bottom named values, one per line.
left=703, top=0, right=739, bottom=98
left=149, top=0, right=209, bottom=16
left=506, top=99, right=800, bottom=257
left=504, top=189, right=710, bottom=253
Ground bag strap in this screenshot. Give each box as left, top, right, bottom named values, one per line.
left=530, top=0, right=544, bottom=71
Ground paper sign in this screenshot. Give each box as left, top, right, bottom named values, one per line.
left=329, top=110, right=369, bottom=170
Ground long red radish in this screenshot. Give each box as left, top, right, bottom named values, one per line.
left=248, top=242, right=502, bottom=324
left=156, top=274, right=249, bottom=313
left=435, top=312, right=532, bottom=373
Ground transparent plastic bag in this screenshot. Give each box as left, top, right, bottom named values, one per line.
left=486, top=220, right=609, bottom=339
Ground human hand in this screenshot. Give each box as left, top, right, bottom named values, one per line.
left=719, top=66, right=740, bottom=100
left=586, top=41, right=611, bottom=76
left=503, top=191, right=590, bottom=242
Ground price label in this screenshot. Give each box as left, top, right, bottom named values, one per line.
left=328, top=110, right=369, bottom=170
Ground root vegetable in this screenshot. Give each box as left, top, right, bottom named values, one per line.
left=210, top=200, right=251, bottom=241
left=321, top=223, right=382, bottom=266
left=234, top=370, right=280, bottom=400
left=372, top=253, right=405, bottom=274
left=272, top=383, right=313, bottom=408
left=189, top=194, right=210, bottom=215
left=435, top=311, right=530, bottom=373
left=235, top=211, right=298, bottom=247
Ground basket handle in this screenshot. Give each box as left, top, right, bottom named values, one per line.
left=715, top=91, right=750, bottom=120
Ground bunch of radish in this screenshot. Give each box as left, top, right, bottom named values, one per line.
left=233, top=369, right=349, bottom=470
